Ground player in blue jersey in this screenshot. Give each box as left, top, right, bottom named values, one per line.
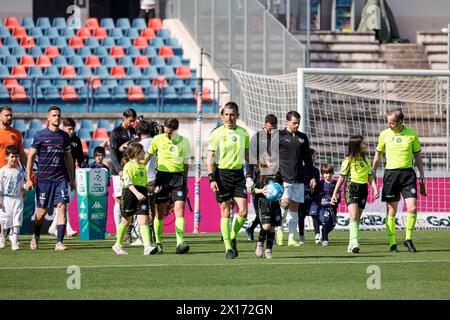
left=25, top=106, right=75, bottom=251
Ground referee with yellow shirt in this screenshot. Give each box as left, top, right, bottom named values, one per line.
left=207, top=102, right=250, bottom=259
left=372, top=109, right=427, bottom=253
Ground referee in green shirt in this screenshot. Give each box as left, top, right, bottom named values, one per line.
left=372, top=109, right=427, bottom=253
left=207, top=102, right=250, bottom=259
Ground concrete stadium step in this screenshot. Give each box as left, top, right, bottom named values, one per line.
left=417, top=32, right=448, bottom=70
left=294, top=31, right=378, bottom=43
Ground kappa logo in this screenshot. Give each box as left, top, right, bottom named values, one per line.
left=92, top=201, right=103, bottom=209
left=231, top=136, right=237, bottom=142
left=396, top=137, right=402, bottom=143
left=45, top=140, right=51, bottom=143
left=170, top=146, right=175, bottom=152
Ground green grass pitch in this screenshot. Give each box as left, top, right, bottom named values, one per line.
left=1, top=230, right=449, bottom=300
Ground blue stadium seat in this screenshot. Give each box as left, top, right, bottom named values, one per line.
left=36, top=78, right=52, bottom=89
left=29, top=119, right=43, bottom=130
left=34, top=87, right=44, bottom=99
left=52, top=56, right=68, bottom=67
left=52, top=36, right=68, bottom=49
left=149, top=37, right=164, bottom=49
left=45, top=27, right=60, bottom=38
left=52, top=17, right=67, bottom=30
left=125, top=46, right=140, bottom=59
left=25, top=128, right=38, bottom=139
left=97, top=119, right=111, bottom=131
left=127, top=66, right=142, bottom=77
left=100, top=18, right=115, bottom=30
left=142, top=47, right=157, bottom=59
left=77, top=128, right=92, bottom=142
left=77, top=86, right=88, bottom=98
left=29, top=27, right=43, bottom=38
left=185, top=78, right=198, bottom=90
left=0, top=47, right=9, bottom=60
left=0, top=26, right=10, bottom=38
left=144, top=86, right=159, bottom=99
left=70, top=55, right=85, bottom=68
left=85, top=37, right=100, bottom=49
left=80, top=119, right=94, bottom=133
left=12, top=46, right=26, bottom=58
left=156, top=29, right=171, bottom=39
left=103, top=78, right=118, bottom=88
left=162, top=87, right=178, bottom=100
left=77, top=66, right=93, bottom=77
left=94, top=66, right=109, bottom=76
left=4, top=56, right=18, bottom=67
left=101, top=56, right=116, bottom=68
left=94, top=87, right=111, bottom=100
left=28, top=46, right=43, bottom=58
left=178, top=86, right=194, bottom=100
left=112, top=86, right=127, bottom=100
left=100, top=37, right=115, bottom=49
left=165, top=37, right=181, bottom=49
left=23, top=138, right=32, bottom=149
left=160, top=66, right=175, bottom=78
left=0, top=85, right=10, bottom=100
left=89, top=140, right=103, bottom=158
left=44, top=66, right=59, bottom=77
left=70, top=79, right=85, bottom=89
left=28, top=66, right=43, bottom=77
left=142, top=66, right=158, bottom=77
left=118, top=79, right=134, bottom=88
left=116, top=18, right=131, bottom=30
left=170, top=78, right=186, bottom=89
left=36, top=37, right=51, bottom=48
left=36, top=17, right=51, bottom=30
left=132, top=18, right=147, bottom=31
left=12, top=119, right=26, bottom=133
left=61, top=46, right=76, bottom=58
left=137, top=79, right=152, bottom=89
left=0, top=66, right=10, bottom=77
left=118, top=56, right=133, bottom=68
left=94, top=46, right=108, bottom=58
left=113, top=119, right=122, bottom=128
left=19, top=78, right=33, bottom=89
left=191, top=69, right=197, bottom=79
left=53, top=79, right=69, bottom=88
left=167, top=56, right=182, bottom=67
left=60, top=28, right=75, bottom=40
left=116, top=38, right=132, bottom=49
left=125, top=28, right=139, bottom=39
left=108, top=28, right=123, bottom=40
left=4, top=36, right=19, bottom=48
left=21, top=17, right=35, bottom=29
left=151, top=56, right=166, bottom=68
left=77, top=47, right=92, bottom=58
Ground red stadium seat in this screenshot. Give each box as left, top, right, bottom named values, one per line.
left=11, top=65, right=27, bottom=78
left=86, top=55, right=101, bottom=68
left=20, top=36, right=35, bottom=49
left=176, top=66, right=192, bottom=79
left=10, top=86, right=28, bottom=101
left=81, top=140, right=88, bottom=153
left=134, top=56, right=150, bottom=69
left=110, top=46, right=125, bottom=60
left=88, top=76, right=102, bottom=89
left=69, top=36, right=84, bottom=50
left=140, top=28, right=156, bottom=41
left=133, top=37, right=148, bottom=50
left=110, top=66, right=126, bottom=78
left=85, top=18, right=99, bottom=31
left=93, top=27, right=108, bottom=40
left=128, top=86, right=145, bottom=101
left=152, top=76, right=168, bottom=88
left=19, top=55, right=35, bottom=69
left=158, top=46, right=174, bottom=59
left=12, top=27, right=27, bottom=40
left=61, top=86, right=78, bottom=100
left=92, top=128, right=109, bottom=140
left=36, top=55, right=52, bottom=68
left=3, top=78, right=19, bottom=90
left=195, top=87, right=212, bottom=102
left=5, top=17, right=19, bottom=30
left=44, top=46, right=60, bottom=59
left=76, top=28, right=91, bottom=40
left=61, top=65, right=77, bottom=78
left=0, top=38, right=2, bottom=47
left=148, top=18, right=163, bottom=32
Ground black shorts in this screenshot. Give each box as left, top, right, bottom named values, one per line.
left=215, top=168, right=247, bottom=203
left=256, top=195, right=282, bottom=227
left=345, top=182, right=368, bottom=209
left=121, top=186, right=148, bottom=218
left=382, top=168, right=417, bottom=202
left=298, top=193, right=313, bottom=216
left=154, top=171, right=187, bottom=204
left=146, top=182, right=156, bottom=216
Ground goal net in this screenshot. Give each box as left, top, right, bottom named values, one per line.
left=232, top=68, right=450, bottom=230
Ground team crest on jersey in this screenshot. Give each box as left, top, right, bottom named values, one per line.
left=11, top=135, right=16, bottom=141
left=177, top=191, right=183, bottom=197
left=411, top=188, right=416, bottom=194
left=140, top=171, right=144, bottom=177
left=298, top=138, right=304, bottom=143
left=396, top=137, right=402, bottom=143
left=360, top=162, right=365, bottom=167
left=170, top=146, right=175, bottom=152
left=231, top=136, right=237, bottom=142
left=141, top=204, right=147, bottom=211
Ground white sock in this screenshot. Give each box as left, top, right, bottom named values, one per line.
left=49, top=215, right=57, bottom=231
left=114, top=202, right=122, bottom=233
left=287, top=211, right=299, bottom=242
left=66, top=212, right=75, bottom=233
left=12, top=226, right=20, bottom=244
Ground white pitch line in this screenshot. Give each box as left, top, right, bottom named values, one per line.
left=1, top=259, right=450, bottom=271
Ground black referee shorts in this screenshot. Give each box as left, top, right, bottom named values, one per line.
left=121, top=186, right=148, bottom=218
left=382, top=168, right=417, bottom=202
left=344, top=182, right=368, bottom=209
left=214, top=168, right=247, bottom=203
left=154, top=171, right=187, bottom=204
left=256, top=195, right=282, bottom=226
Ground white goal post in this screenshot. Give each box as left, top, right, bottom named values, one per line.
left=232, top=68, right=450, bottom=230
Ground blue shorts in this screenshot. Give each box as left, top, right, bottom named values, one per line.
left=36, top=180, right=69, bottom=209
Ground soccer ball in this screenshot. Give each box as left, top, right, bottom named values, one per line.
left=264, top=180, right=283, bottom=201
